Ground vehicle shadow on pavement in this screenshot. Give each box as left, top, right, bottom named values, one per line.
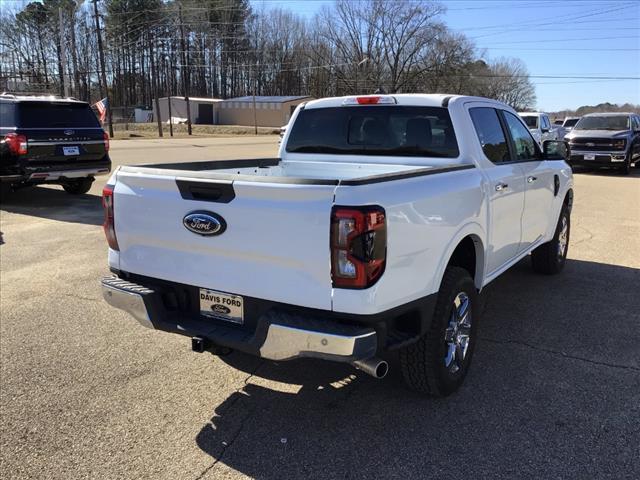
left=0, top=185, right=103, bottom=226
left=195, top=258, right=639, bottom=479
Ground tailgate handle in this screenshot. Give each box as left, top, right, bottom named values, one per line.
left=176, top=179, right=235, bottom=203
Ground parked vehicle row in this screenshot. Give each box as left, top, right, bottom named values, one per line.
left=100, top=93, right=573, bottom=397
left=0, top=93, right=111, bottom=194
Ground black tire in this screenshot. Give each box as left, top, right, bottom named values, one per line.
left=62, top=177, right=93, bottom=195
left=619, top=151, right=631, bottom=175
left=399, top=266, right=479, bottom=397
left=531, top=205, right=570, bottom=275
left=0, top=183, right=11, bottom=203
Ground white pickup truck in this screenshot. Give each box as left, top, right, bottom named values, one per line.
left=101, top=94, right=573, bottom=396
left=519, top=112, right=561, bottom=146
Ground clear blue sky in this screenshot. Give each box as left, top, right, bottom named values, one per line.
left=252, top=0, right=640, bottom=111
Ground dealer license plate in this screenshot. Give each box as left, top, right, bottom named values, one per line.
left=63, top=146, right=80, bottom=156
left=199, top=288, right=243, bottom=324
left=584, top=153, right=595, bottom=160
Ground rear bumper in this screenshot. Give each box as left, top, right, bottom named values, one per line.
left=1, top=157, right=111, bottom=183
left=102, top=277, right=378, bottom=362
left=101, top=274, right=437, bottom=362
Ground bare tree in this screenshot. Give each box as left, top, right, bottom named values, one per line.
left=0, top=0, right=538, bottom=115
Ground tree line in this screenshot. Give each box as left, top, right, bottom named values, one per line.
left=0, top=0, right=537, bottom=112
left=551, top=102, right=640, bottom=120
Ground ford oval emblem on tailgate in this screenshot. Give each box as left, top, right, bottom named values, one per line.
left=183, top=211, right=226, bottom=236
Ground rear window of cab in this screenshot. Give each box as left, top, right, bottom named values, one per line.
left=286, top=106, right=459, bottom=158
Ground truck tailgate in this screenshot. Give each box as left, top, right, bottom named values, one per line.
left=113, top=170, right=337, bottom=310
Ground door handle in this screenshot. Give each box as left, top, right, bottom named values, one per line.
left=527, top=176, right=537, bottom=183
left=495, top=182, right=508, bottom=191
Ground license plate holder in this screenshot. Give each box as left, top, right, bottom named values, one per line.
left=199, top=288, right=244, bottom=324
left=584, top=153, right=595, bottom=160
left=63, top=146, right=80, bottom=156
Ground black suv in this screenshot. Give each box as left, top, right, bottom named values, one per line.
left=0, top=93, right=111, bottom=194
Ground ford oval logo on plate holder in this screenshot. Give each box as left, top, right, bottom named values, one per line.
left=183, top=211, right=227, bottom=236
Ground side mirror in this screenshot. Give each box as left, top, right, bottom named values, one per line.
left=543, top=140, right=568, bottom=160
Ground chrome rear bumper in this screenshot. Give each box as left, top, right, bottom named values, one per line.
left=101, top=277, right=377, bottom=362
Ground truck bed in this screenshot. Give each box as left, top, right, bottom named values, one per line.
left=118, top=158, right=473, bottom=185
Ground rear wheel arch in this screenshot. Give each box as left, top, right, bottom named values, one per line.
left=439, top=233, right=485, bottom=291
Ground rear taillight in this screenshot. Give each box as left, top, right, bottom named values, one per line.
left=102, top=184, right=119, bottom=250
left=331, top=206, right=386, bottom=289
left=103, top=131, right=110, bottom=152
left=4, top=133, right=28, bottom=155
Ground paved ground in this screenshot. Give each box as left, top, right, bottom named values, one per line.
left=1, top=136, right=639, bottom=479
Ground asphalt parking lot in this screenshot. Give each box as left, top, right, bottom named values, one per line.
left=1, top=136, right=639, bottom=479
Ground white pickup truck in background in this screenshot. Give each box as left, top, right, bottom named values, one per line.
left=520, top=111, right=562, bottom=146
left=101, top=94, right=573, bottom=397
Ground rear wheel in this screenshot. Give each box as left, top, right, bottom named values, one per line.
left=531, top=205, right=570, bottom=274
left=62, top=177, right=93, bottom=195
left=399, top=267, right=479, bottom=397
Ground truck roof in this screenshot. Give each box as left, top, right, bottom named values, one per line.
left=519, top=112, right=547, bottom=116
left=0, top=93, right=88, bottom=105
left=303, top=93, right=508, bottom=110
left=582, top=112, right=635, bottom=117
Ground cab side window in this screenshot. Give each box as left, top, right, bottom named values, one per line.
left=469, top=107, right=510, bottom=163
left=503, top=111, right=539, bottom=161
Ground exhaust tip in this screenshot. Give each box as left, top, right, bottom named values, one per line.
left=353, top=358, right=389, bottom=379
left=375, top=360, right=389, bottom=379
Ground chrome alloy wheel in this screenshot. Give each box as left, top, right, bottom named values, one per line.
left=444, top=292, right=472, bottom=374
left=557, top=215, right=569, bottom=260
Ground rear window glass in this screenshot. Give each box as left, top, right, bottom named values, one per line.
left=286, top=106, right=459, bottom=158
left=0, top=102, right=16, bottom=127
left=17, top=102, right=100, bottom=128
left=521, top=115, right=538, bottom=128
left=563, top=118, right=579, bottom=128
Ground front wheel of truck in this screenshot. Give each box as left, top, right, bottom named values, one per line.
left=619, top=151, right=632, bottom=175
left=399, top=266, right=479, bottom=397
left=62, top=177, right=94, bottom=195
left=531, top=205, right=570, bottom=275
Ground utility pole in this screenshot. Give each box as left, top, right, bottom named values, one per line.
left=92, top=0, right=113, bottom=138
left=58, top=8, right=68, bottom=97
left=166, top=57, right=174, bottom=137
left=178, top=5, right=192, bottom=135
left=252, top=63, right=258, bottom=135
left=149, top=41, right=163, bottom=137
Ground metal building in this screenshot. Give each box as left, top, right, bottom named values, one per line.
left=153, top=96, right=222, bottom=125
left=218, top=96, right=312, bottom=127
